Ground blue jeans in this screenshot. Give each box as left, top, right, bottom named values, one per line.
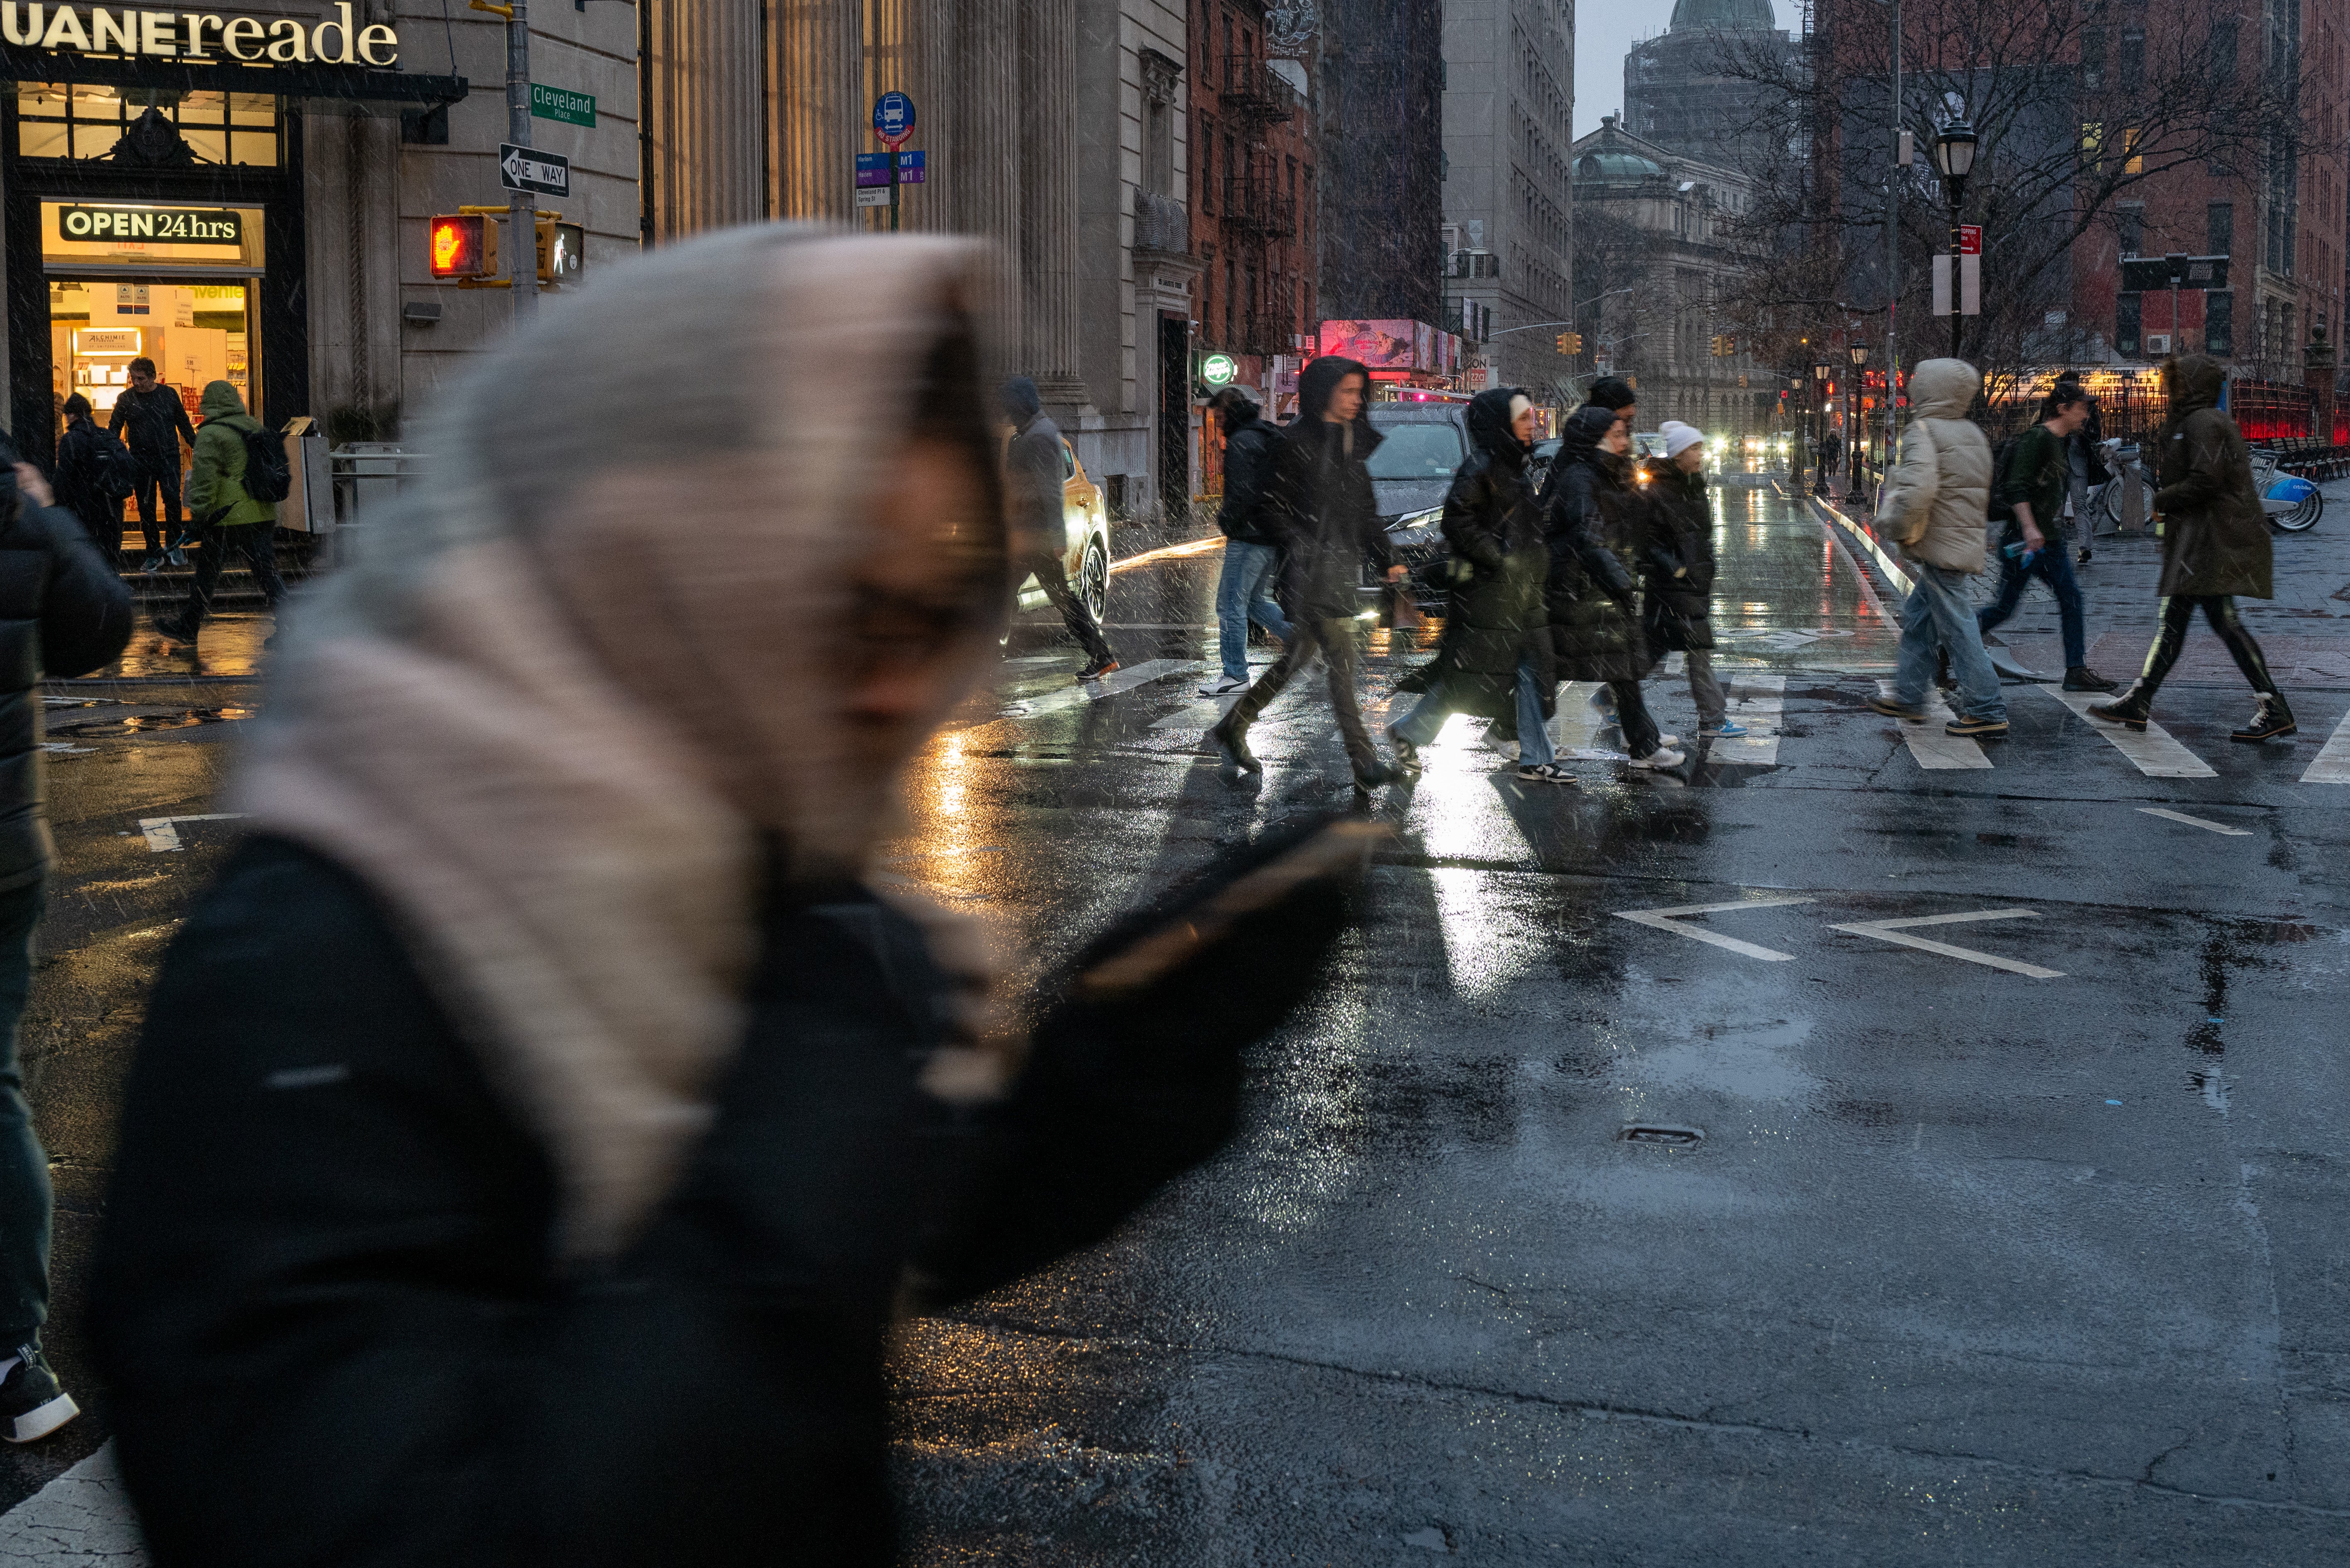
left=1976, top=543, right=2087, bottom=669
left=1392, top=655, right=1555, bottom=766
left=1215, top=540, right=1291, bottom=682
left=1895, top=563, right=2006, bottom=722
left=0, top=877, right=46, bottom=1346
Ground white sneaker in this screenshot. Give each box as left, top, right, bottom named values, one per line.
left=1198, top=673, right=1248, bottom=696
left=1629, top=746, right=1687, bottom=769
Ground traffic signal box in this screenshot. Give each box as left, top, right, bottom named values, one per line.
left=536, top=220, right=585, bottom=284
left=428, top=214, right=497, bottom=281
left=1554, top=331, right=1582, bottom=354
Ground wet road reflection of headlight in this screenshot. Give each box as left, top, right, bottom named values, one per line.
left=1386, top=508, right=1443, bottom=550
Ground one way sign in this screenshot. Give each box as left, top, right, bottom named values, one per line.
left=500, top=143, right=570, bottom=198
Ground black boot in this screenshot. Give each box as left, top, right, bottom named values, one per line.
left=2062, top=665, right=2118, bottom=693
left=2089, top=686, right=2152, bottom=731
left=1209, top=718, right=1260, bottom=774
left=2230, top=693, right=2296, bottom=743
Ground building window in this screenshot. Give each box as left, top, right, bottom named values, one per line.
left=2081, top=28, right=2106, bottom=90
left=2206, top=290, right=2233, bottom=355
left=2118, top=26, right=2144, bottom=91
left=2117, top=207, right=2143, bottom=255
left=2207, top=201, right=2234, bottom=257
left=14, top=85, right=279, bottom=166
left=2211, top=16, right=2238, bottom=77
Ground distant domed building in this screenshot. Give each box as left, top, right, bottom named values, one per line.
left=1623, top=0, right=1799, bottom=176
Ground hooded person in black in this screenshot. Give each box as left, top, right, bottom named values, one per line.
left=54, top=394, right=130, bottom=567
left=1208, top=356, right=1402, bottom=789
left=1546, top=402, right=1678, bottom=768
left=1000, top=376, right=1116, bottom=681
left=1202, top=387, right=1294, bottom=694
left=1385, top=387, right=1565, bottom=783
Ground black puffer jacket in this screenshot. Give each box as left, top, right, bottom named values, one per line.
left=95, top=824, right=1360, bottom=1568
left=1425, top=387, right=1554, bottom=721
left=1543, top=405, right=1650, bottom=682
left=0, top=489, right=136, bottom=892
left=1215, top=394, right=1284, bottom=546
left=55, top=416, right=127, bottom=539
left=2151, top=354, right=2271, bottom=599
left=1265, top=357, right=1395, bottom=622
left=1633, top=457, right=1716, bottom=654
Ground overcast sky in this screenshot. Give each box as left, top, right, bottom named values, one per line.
left=1575, top=1, right=1808, bottom=138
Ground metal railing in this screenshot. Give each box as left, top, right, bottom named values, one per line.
left=1219, top=56, right=1299, bottom=124
left=1220, top=177, right=1297, bottom=238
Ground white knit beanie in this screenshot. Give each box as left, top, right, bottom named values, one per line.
left=1661, top=421, right=1706, bottom=458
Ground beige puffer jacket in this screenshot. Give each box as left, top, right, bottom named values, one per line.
left=1874, top=357, right=1990, bottom=574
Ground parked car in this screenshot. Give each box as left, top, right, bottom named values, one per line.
left=1365, top=401, right=1470, bottom=614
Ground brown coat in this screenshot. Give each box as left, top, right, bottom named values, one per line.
left=2151, top=355, right=2272, bottom=599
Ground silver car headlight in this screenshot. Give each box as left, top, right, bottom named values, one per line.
left=1386, top=507, right=1443, bottom=550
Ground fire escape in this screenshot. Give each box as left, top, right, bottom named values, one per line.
left=1220, top=54, right=1300, bottom=357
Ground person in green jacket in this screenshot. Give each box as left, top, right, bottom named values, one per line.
left=156, top=380, right=284, bottom=645
left=1974, top=384, right=2115, bottom=692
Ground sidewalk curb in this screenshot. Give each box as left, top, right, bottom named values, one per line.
left=1807, top=494, right=1916, bottom=597
left=0, top=1441, right=148, bottom=1566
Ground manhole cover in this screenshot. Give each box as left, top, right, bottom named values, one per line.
left=1619, top=1123, right=1704, bottom=1147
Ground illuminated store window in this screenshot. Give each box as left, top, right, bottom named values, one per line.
left=14, top=85, right=279, bottom=166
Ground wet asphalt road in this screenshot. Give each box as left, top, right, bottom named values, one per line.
left=6, top=479, right=2350, bottom=1565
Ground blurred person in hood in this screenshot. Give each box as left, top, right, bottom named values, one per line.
left=1201, top=386, right=1292, bottom=696
left=1208, top=355, right=1405, bottom=790
left=1385, top=388, right=1565, bottom=783
left=1638, top=422, right=1741, bottom=739
left=1001, top=375, right=1117, bottom=682
left=155, top=380, right=285, bottom=646
left=0, top=446, right=133, bottom=1446
left=1864, top=358, right=2009, bottom=739
left=1546, top=404, right=1680, bottom=770
left=2091, top=354, right=2294, bottom=741
left=92, top=226, right=1368, bottom=1568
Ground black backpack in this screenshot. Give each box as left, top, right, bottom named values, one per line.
left=93, top=427, right=139, bottom=502
left=237, top=424, right=292, bottom=503
left=1984, top=433, right=2022, bottom=525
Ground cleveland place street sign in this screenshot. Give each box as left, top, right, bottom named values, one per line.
left=499, top=143, right=570, bottom=198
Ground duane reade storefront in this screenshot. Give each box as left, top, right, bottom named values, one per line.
left=0, top=0, right=638, bottom=467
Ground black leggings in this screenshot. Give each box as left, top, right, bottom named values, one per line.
left=2134, top=595, right=2278, bottom=701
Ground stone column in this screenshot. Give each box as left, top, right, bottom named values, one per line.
left=304, top=111, right=404, bottom=435
left=1017, top=0, right=1084, bottom=407
left=933, top=0, right=1024, bottom=375
left=2305, top=324, right=2337, bottom=445
left=774, top=0, right=860, bottom=222
left=646, top=0, right=765, bottom=239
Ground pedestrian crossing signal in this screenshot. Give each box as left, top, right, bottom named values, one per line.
left=428, top=214, right=497, bottom=280
left=535, top=219, right=585, bottom=283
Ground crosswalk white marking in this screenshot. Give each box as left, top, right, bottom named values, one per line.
left=1712, top=674, right=1785, bottom=765
left=2038, top=687, right=2216, bottom=778
left=2138, top=806, right=2254, bottom=836
left=1875, top=681, right=1992, bottom=770
left=2304, top=705, right=2350, bottom=783
left=995, top=660, right=1195, bottom=721
left=139, top=813, right=248, bottom=852
left=1829, top=909, right=2064, bottom=979
left=1615, top=896, right=1815, bottom=962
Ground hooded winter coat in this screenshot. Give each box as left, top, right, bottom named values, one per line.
left=1874, top=358, right=1991, bottom=573
left=184, top=380, right=274, bottom=528
left=1543, top=402, right=1650, bottom=682
left=91, top=226, right=1361, bottom=1568
left=1420, top=387, right=1555, bottom=719
left=2150, top=354, right=2272, bottom=599
left=1214, top=393, right=1284, bottom=546
left=1633, top=455, right=1715, bottom=653
left=1265, top=356, right=1395, bottom=621
left=1001, top=381, right=1068, bottom=565
left=54, top=414, right=128, bottom=536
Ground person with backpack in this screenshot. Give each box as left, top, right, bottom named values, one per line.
left=107, top=357, right=196, bottom=572
left=1200, top=386, right=1292, bottom=696
left=54, top=394, right=135, bottom=567
left=156, top=381, right=285, bottom=645
left=1975, top=385, right=2116, bottom=693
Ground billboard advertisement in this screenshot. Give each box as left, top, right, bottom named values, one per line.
left=1317, top=318, right=1418, bottom=369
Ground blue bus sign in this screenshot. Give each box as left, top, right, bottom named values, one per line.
left=873, top=91, right=916, bottom=147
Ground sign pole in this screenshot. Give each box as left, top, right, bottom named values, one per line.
left=507, top=0, right=535, bottom=326
left=889, top=139, right=900, bottom=233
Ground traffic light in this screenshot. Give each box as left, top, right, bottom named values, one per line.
left=1709, top=334, right=1738, bottom=358
left=536, top=219, right=585, bottom=284
left=428, top=214, right=497, bottom=281
left=1555, top=331, right=1582, bottom=354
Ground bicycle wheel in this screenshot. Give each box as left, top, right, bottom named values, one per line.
left=2274, top=489, right=2323, bottom=533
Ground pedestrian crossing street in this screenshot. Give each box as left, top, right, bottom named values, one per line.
left=979, top=655, right=2350, bottom=788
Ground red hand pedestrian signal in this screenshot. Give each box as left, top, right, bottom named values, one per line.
left=428, top=214, right=498, bottom=280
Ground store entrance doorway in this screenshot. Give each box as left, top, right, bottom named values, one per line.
left=49, top=276, right=254, bottom=560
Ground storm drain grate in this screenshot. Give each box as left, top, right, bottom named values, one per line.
left=1619, top=1123, right=1704, bottom=1147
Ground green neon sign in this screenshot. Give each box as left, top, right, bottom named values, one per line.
left=1200, top=352, right=1239, bottom=387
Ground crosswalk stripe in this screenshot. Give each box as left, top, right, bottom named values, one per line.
left=2037, top=687, right=2217, bottom=778
left=1875, top=680, right=1992, bottom=769
left=2302, top=705, right=2350, bottom=783
left=994, top=660, right=1195, bottom=720
left=1712, top=674, right=1785, bottom=765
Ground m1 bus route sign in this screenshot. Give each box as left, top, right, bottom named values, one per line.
left=873, top=91, right=915, bottom=148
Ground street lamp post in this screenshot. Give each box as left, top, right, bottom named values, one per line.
left=1811, top=358, right=1833, bottom=499
left=1845, top=342, right=1871, bottom=505
left=1932, top=121, right=1978, bottom=359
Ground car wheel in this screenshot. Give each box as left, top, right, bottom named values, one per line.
left=1080, top=538, right=1109, bottom=622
